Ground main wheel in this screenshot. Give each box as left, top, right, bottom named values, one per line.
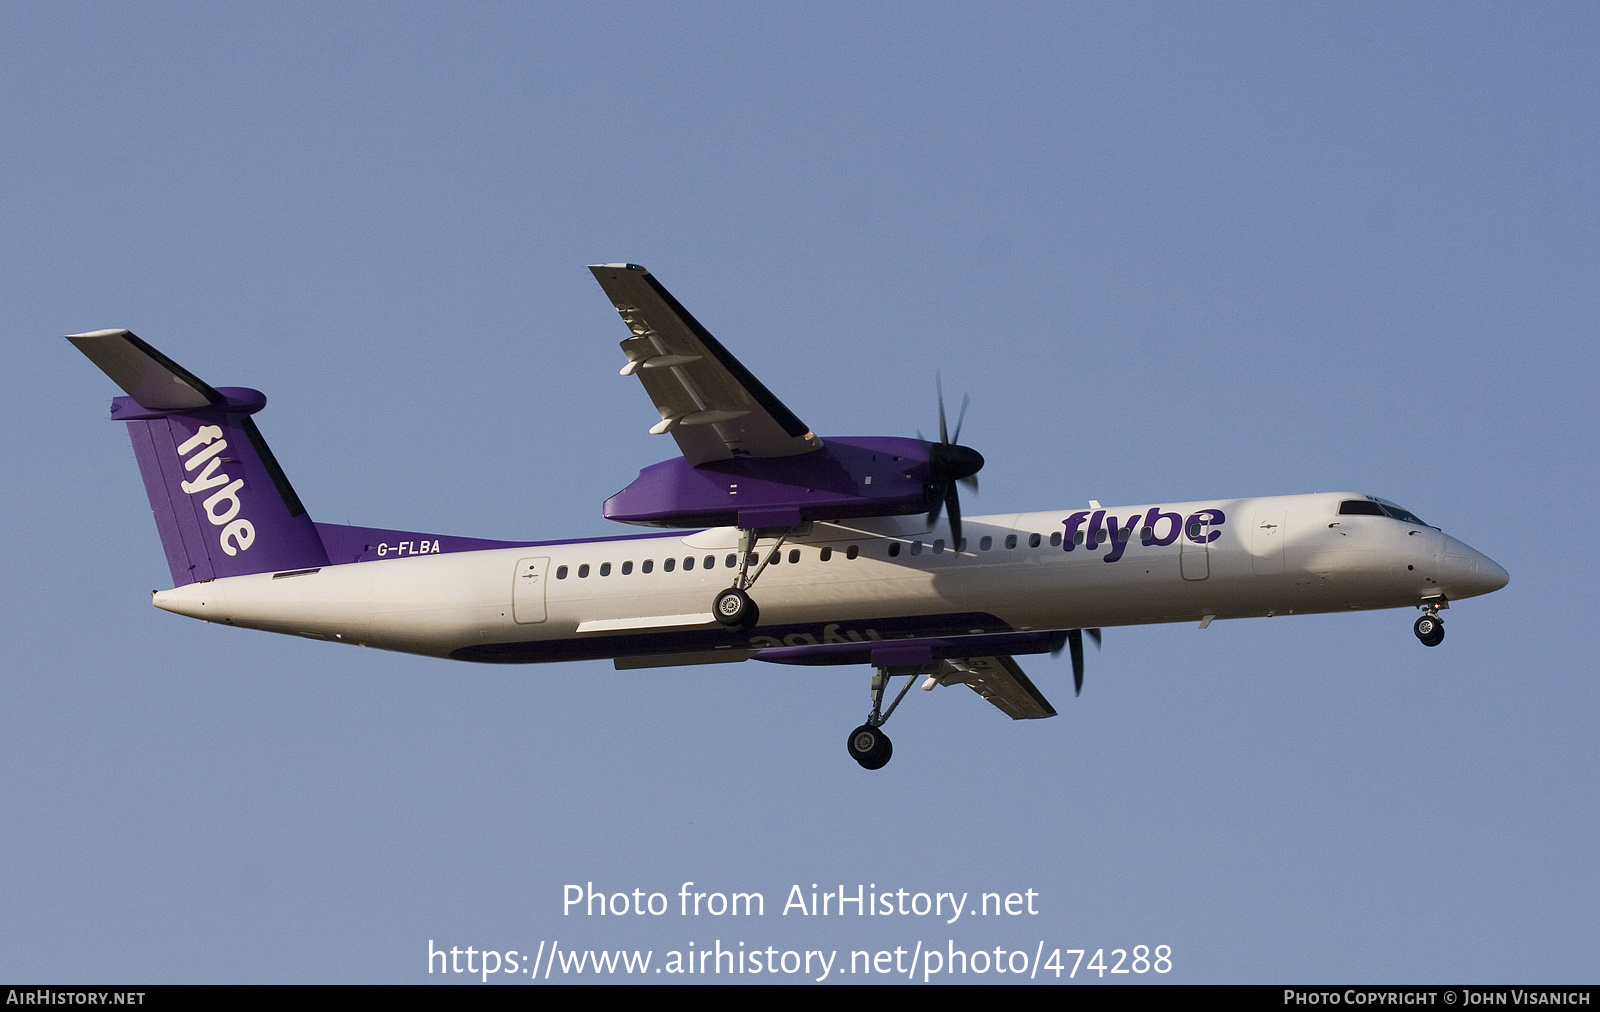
left=713, top=587, right=757, bottom=630
left=846, top=724, right=893, bottom=769
left=1414, top=614, right=1444, bottom=647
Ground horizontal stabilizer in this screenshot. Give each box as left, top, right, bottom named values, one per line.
left=67, top=329, right=221, bottom=411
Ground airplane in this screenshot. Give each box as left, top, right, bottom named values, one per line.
left=70, top=263, right=1510, bottom=769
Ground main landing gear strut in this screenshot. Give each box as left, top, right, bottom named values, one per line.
left=1413, top=597, right=1447, bottom=647
left=846, top=666, right=923, bottom=770
left=712, top=527, right=795, bottom=633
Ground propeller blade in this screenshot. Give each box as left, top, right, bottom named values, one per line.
left=950, top=393, right=970, bottom=446
left=1066, top=629, right=1085, bottom=696
left=959, top=473, right=979, bottom=494
left=1087, top=628, right=1102, bottom=649
left=936, top=373, right=950, bottom=445
left=944, top=481, right=962, bottom=546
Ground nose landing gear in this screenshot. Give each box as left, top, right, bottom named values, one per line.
left=1414, top=599, right=1446, bottom=647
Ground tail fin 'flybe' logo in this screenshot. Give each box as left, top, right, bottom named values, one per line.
left=175, top=425, right=255, bottom=556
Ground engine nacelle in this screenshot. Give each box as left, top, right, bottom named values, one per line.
left=603, top=436, right=937, bottom=528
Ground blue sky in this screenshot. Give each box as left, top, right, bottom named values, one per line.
left=2, top=3, right=1596, bottom=983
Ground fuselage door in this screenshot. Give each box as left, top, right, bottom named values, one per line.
left=512, top=556, right=551, bottom=624
left=1252, top=506, right=1287, bottom=574
left=1181, top=519, right=1210, bottom=581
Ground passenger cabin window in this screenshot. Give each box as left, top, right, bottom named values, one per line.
left=846, top=545, right=859, bottom=560
left=622, top=561, right=633, bottom=575
left=1049, top=532, right=1062, bottom=547
left=1029, top=533, right=1041, bottom=548
left=725, top=554, right=737, bottom=568
left=980, top=536, right=992, bottom=551
left=888, top=542, right=901, bottom=557
left=556, top=565, right=568, bottom=579
left=705, top=555, right=716, bottom=569
left=578, top=564, right=590, bottom=578
left=789, top=549, right=800, bottom=564
left=642, top=560, right=653, bottom=573
left=599, top=562, right=611, bottom=576
left=820, top=547, right=833, bottom=561
left=933, top=539, right=945, bottom=554
left=663, top=558, right=675, bottom=572
left=910, top=541, right=923, bottom=555
left=683, top=556, right=694, bottom=570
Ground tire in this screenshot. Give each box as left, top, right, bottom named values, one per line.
left=714, top=587, right=753, bottom=628
left=1414, top=614, right=1444, bottom=647
left=847, top=724, right=893, bottom=769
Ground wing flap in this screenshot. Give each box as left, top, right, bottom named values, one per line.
left=937, top=654, right=1057, bottom=720
left=589, top=264, right=821, bottom=464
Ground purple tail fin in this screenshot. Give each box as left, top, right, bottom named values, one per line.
left=70, top=330, right=330, bottom=586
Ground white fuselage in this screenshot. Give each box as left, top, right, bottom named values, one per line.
left=150, top=492, right=1508, bottom=664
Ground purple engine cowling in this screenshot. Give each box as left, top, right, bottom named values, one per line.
left=604, top=436, right=941, bottom=529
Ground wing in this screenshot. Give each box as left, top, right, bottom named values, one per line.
left=936, top=655, right=1058, bottom=720
left=588, top=264, right=822, bottom=465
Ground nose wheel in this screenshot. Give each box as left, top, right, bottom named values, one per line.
left=1414, top=612, right=1445, bottom=647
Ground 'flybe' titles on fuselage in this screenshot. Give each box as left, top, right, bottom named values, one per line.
left=1062, top=507, right=1227, bottom=563
left=174, top=424, right=256, bottom=557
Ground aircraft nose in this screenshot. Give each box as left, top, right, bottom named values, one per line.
left=1439, top=537, right=1509, bottom=599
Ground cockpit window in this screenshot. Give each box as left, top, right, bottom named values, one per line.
left=1338, top=498, right=1434, bottom=528
left=1375, top=499, right=1431, bottom=527
left=1338, top=500, right=1386, bottom=516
